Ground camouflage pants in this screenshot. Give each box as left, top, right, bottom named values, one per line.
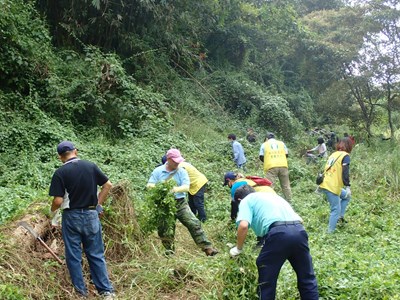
left=157, top=198, right=212, bottom=251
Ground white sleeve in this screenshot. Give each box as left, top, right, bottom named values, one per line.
left=259, top=144, right=265, bottom=156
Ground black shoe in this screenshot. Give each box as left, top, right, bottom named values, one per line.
left=204, top=248, right=219, bottom=256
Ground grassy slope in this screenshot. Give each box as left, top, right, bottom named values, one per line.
left=1, top=111, right=400, bottom=300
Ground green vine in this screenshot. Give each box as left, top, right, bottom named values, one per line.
left=141, top=180, right=177, bottom=234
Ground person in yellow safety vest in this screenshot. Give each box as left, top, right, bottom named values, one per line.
left=318, top=138, right=354, bottom=233
left=259, top=132, right=292, bottom=202
left=179, top=161, right=209, bottom=222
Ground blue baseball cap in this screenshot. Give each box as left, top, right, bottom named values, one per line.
left=57, top=141, right=76, bottom=155
left=223, top=171, right=236, bottom=186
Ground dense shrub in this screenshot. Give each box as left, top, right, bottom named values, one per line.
left=257, top=95, right=301, bottom=140
left=0, top=0, right=54, bottom=96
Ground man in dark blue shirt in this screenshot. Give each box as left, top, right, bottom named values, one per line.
left=49, top=141, right=115, bottom=299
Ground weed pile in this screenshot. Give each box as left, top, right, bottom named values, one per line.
left=103, top=180, right=144, bottom=261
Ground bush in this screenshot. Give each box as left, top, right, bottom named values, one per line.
left=0, top=0, right=54, bottom=96
left=257, top=95, right=301, bottom=140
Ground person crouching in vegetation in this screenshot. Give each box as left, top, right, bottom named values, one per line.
left=318, top=138, right=354, bottom=233
left=306, top=137, right=327, bottom=164
left=223, top=172, right=275, bottom=221
left=230, top=185, right=319, bottom=300
left=246, top=127, right=257, bottom=143
left=147, top=149, right=218, bottom=256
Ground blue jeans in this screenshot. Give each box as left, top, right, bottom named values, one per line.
left=257, top=224, right=319, bottom=299
left=321, top=188, right=351, bottom=233
left=188, top=185, right=207, bottom=222
left=62, top=209, right=113, bottom=296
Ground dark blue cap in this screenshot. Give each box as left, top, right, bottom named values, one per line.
left=57, top=141, right=76, bottom=155
left=223, top=171, right=236, bottom=186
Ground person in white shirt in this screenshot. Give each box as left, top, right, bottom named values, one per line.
left=306, top=137, right=327, bottom=164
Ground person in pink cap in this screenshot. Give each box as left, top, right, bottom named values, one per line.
left=147, top=148, right=218, bottom=256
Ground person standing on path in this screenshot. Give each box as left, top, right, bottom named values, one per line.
left=230, top=185, right=319, bottom=300
left=228, top=134, right=247, bottom=170
left=147, top=149, right=218, bottom=256
left=259, top=132, right=292, bottom=201
left=49, top=141, right=115, bottom=299
left=318, top=137, right=354, bottom=233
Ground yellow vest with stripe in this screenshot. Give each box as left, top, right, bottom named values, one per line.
left=263, top=140, right=288, bottom=172
left=235, top=178, right=276, bottom=194
left=319, top=151, right=347, bottom=195
left=179, top=162, right=208, bottom=195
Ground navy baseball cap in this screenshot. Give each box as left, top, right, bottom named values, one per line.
left=57, top=141, right=76, bottom=155
left=223, top=171, right=236, bottom=186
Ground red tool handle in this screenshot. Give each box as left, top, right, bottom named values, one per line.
left=37, top=237, right=64, bottom=265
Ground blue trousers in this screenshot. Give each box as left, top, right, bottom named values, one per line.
left=188, top=185, right=207, bottom=222
left=62, top=209, right=114, bottom=296
left=321, top=188, right=350, bottom=233
left=257, top=224, right=319, bottom=300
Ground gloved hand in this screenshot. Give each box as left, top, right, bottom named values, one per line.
left=170, top=185, right=189, bottom=193
left=50, top=209, right=62, bottom=227
left=344, top=186, right=351, bottom=198
left=49, top=208, right=57, bottom=218
left=96, top=204, right=104, bottom=218
left=229, top=246, right=242, bottom=257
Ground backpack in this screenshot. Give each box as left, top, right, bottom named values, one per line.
left=245, top=176, right=272, bottom=186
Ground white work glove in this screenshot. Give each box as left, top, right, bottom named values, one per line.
left=50, top=209, right=62, bottom=227
left=344, top=186, right=351, bottom=199
left=170, top=185, right=189, bottom=193
left=229, top=246, right=243, bottom=257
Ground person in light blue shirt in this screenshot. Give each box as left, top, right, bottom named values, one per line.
left=147, top=148, right=218, bottom=256
left=229, top=185, right=319, bottom=300
left=228, top=134, right=247, bottom=170
left=147, top=161, right=189, bottom=200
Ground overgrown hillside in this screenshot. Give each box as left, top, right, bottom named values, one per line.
left=1, top=0, right=400, bottom=299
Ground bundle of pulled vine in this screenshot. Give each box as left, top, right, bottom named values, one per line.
left=102, top=180, right=144, bottom=261
left=141, top=180, right=176, bottom=234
